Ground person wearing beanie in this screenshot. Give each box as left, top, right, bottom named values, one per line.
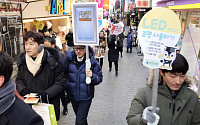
left=16, top=30, right=66, bottom=121
left=0, top=52, right=44, bottom=125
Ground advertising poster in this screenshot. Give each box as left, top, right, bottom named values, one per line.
left=138, top=8, right=181, bottom=69
left=72, top=3, right=98, bottom=45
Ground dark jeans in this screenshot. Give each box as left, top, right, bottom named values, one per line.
left=61, top=90, right=70, bottom=108
left=71, top=99, right=92, bottom=125
left=109, top=61, right=118, bottom=72
left=96, top=58, right=103, bottom=69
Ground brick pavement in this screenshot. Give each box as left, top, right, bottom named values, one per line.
left=58, top=42, right=150, bottom=125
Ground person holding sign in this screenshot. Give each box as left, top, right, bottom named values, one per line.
left=0, top=52, right=44, bottom=125
left=62, top=45, right=103, bottom=125
left=126, top=53, right=200, bottom=125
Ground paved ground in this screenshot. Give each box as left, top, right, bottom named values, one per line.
left=58, top=31, right=150, bottom=125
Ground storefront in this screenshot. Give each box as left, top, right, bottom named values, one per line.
left=154, top=0, right=200, bottom=87
left=154, top=0, right=200, bottom=34
left=22, top=0, right=72, bottom=43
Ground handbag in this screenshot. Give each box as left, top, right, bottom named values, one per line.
left=32, top=95, right=57, bottom=125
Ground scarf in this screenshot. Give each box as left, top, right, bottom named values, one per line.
left=0, top=79, right=15, bottom=115
left=26, top=49, right=44, bottom=76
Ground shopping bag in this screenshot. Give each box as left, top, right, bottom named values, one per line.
left=32, top=103, right=57, bottom=125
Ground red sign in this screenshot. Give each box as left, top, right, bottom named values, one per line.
left=96, top=0, right=103, bottom=8
left=110, top=23, right=123, bottom=35
left=137, top=1, right=148, bottom=7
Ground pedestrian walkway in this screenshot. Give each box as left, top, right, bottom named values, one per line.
left=58, top=45, right=150, bottom=125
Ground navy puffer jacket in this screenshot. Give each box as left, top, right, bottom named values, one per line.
left=62, top=46, right=103, bottom=101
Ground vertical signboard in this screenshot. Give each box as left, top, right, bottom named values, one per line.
left=109, top=0, right=115, bottom=14
left=72, top=3, right=99, bottom=45
left=96, top=0, right=103, bottom=20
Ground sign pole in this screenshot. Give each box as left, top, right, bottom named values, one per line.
left=198, top=74, right=200, bottom=98
left=151, top=69, right=159, bottom=113
left=85, top=45, right=91, bottom=84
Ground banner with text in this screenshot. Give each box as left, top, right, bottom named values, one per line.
left=138, top=8, right=181, bottom=69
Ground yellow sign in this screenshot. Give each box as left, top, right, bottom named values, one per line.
left=32, top=20, right=44, bottom=30
left=138, top=8, right=181, bottom=34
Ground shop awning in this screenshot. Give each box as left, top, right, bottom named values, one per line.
left=23, top=15, right=70, bottom=23
left=155, top=0, right=200, bottom=7
left=168, top=3, right=200, bottom=10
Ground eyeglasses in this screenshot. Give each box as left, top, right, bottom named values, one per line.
left=74, top=47, right=85, bottom=51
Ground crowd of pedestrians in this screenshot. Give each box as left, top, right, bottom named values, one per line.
left=0, top=17, right=200, bottom=125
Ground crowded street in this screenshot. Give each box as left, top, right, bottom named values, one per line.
left=58, top=36, right=149, bottom=125
left=1, top=0, right=200, bottom=125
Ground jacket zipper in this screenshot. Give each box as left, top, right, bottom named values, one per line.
left=171, top=99, right=175, bottom=125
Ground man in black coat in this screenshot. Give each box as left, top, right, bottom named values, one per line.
left=108, top=35, right=120, bottom=76
left=0, top=52, right=44, bottom=125
left=16, top=31, right=66, bottom=121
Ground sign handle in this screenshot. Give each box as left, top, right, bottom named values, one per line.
left=85, top=45, right=91, bottom=84
left=151, top=69, right=159, bottom=113
left=147, top=68, right=160, bottom=125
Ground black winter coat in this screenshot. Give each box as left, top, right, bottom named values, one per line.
left=0, top=96, right=44, bottom=125
left=118, top=33, right=124, bottom=52
left=108, top=36, right=120, bottom=62
left=65, top=33, right=74, bottom=47
left=16, top=47, right=66, bottom=121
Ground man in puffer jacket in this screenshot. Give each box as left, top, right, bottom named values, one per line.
left=127, top=53, right=200, bottom=125
left=16, top=31, right=66, bottom=121
left=62, top=45, right=103, bottom=125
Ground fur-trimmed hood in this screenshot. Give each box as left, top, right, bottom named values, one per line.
left=147, top=69, right=193, bottom=85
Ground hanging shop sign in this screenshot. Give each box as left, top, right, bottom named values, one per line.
left=0, top=2, right=21, bottom=12
left=96, top=0, right=103, bottom=8
left=136, top=0, right=150, bottom=7
left=156, top=0, right=200, bottom=7
left=72, top=3, right=98, bottom=45
left=50, top=0, right=65, bottom=15
left=138, top=8, right=181, bottom=69
left=31, top=19, right=44, bottom=30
